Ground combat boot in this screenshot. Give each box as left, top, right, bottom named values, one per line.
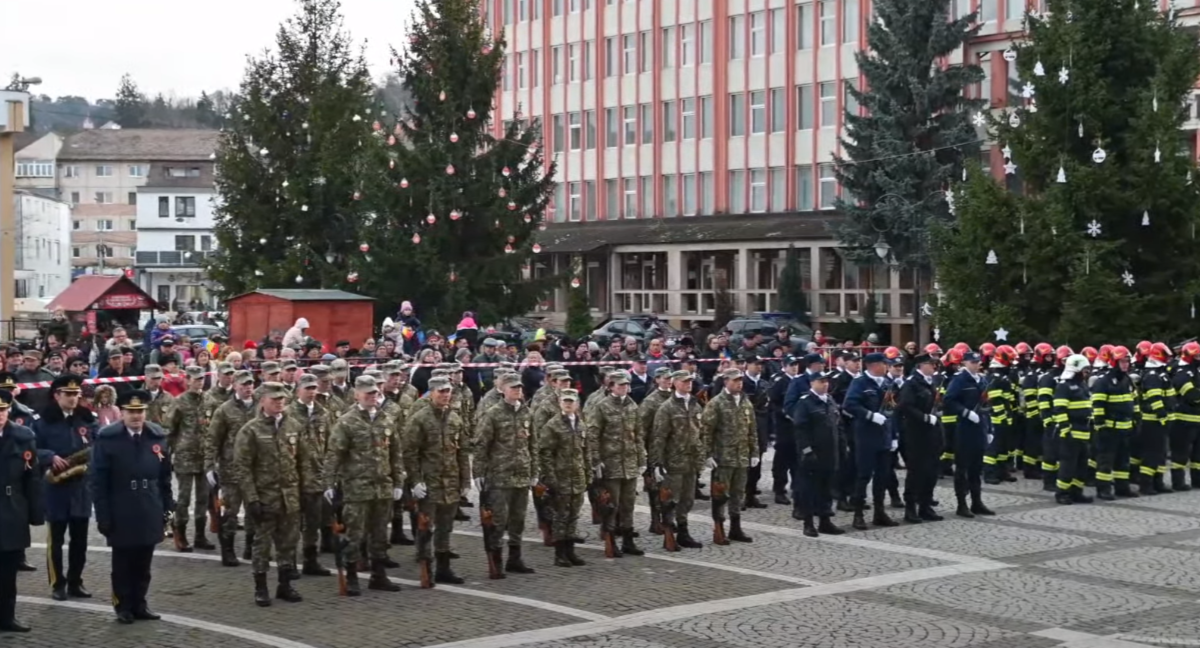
left=368, top=560, right=401, bottom=591
left=193, top=519, right=216, bottom=550
left=380, top=553, right=400, bottom=569
left=566, top=540, right=587, bottom=566
left=728, top=517, right=753, bottom=542
left=1055, top=491, right=1074, bottom=505
left=1042, top=473, right=1057, bottom=493
left=677, top=523, right=703, bottom=549
left=554, top=541, right=572, bottom=567
left=1115, top=481, right=1139, bottom=498
left=220, top=535, right=240, bottom=567
left=344, top=567, right=362, bottom=596
left=275, top=571, right=303, bottom=602
left=969, top=488, right=995, bottom=516
left=505, top=545, right=536, bottom=573
left=389, top=518, right=414, bottom=546
left=1172, top=468, right=1192, bottom=491
left=253, top=572, right=271, bottom=607
left=1154, top=473, right=1174, bottom=494
left=1070, top=488, right=1094, bottom=504
left=872, top=499, right=899, bottom=527
left=173, top=520, right=192, bottom=553
left=802, top=517, right=818, bottom=538
left=816, top=516, right=844, bottom=534
left=918, top=504, right=944, bottom=521
left=774, top=491, right=792, bottom=505
left=743, top=494, right=767, bottom=509
left=301, top=547, right=330, bottom=577
left=903, top=501, right=923, bottom=524
left=242, top=532, right=254, bottom=561
left=621, top=529, right=645, bottom=555
left=434, top=552, right=465, bottom=584
left=1096, top=482, right=1116, bottom=501
left=955, top=495, right=974, bottom=518
left=852, top=503, right=868, bottom=529
left=712, top=519, right=730, bottom=546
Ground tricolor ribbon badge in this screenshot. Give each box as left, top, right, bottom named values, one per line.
left=22, top=450, right=32, bottom=470
left=79, top=427, right=90, bottom=444
left=152, top=444, right=164, bottom=461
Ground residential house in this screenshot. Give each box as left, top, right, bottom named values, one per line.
left=134, top=161, right=219, bottom=310
left=14, top=132, right=63, bottom=199
left=13, top=191, right=71, bottom=300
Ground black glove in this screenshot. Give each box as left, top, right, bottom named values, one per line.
left=247, top=501, right=264, bottom=522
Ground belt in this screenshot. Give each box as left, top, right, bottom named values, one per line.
left=130, top=479, right=151, bottom=490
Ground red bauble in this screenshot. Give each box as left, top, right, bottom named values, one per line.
left=411, top=233, right=421, bottom=244
left=400, top=178, right=409, bottom=189
left=426, top=213, right=436, bottom=224
left=446, top=164, right=455, bottom=175
left=359, top=243, right=370, bottom=253
left=532, top=244, right=542, bottom=253
left=504, top=244, right=514, bottom=254
left=507, top=201, right=517, bottom=211
left=450, top=209, right=462, bottom=220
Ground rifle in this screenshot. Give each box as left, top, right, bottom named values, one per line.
left=588, top=479, right=616, bottom=557
left=711, top=480, right=729, bottom=545
left=532, top=483, right=553, bottom=546
left=332, top=490, right=348, bottom=595
left=412, top=497, right=433, bottom=588
left=480, top=487, right=502, bottom=580
left=207, top=474, right=222, bottom=533
left=658, top=479, right=678, bottom=552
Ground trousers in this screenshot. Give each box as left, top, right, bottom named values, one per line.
left=795, top=455, right=833, bottom=518
left=902, top=434, right=941, bottom=506
left=47, top=517, right=89, bottom=589
left=953, top=438, right=985, bottom=498
left=549, top=491, right=584, bottom=542
left=111, top=545, right=155, bottom=614
left=852, top=442, right=891, bottom=506
left=1056, top=435, right=1090, bottom=492
left=485, top=487, right=530, bottom=550
left=710, top=467, right=746, bottom=520
left=343, top=499, right=389, bottom=564
left=300, top=492, right=331, bottom=549
left=602, top=478, right=638, bottom=530
left=0, top=550, right=19, bottom=623
left=772, top=433, right=797, bottom=495
left=1138, top=421, right=1169, bottom=479
left=219, top=482, right=257, bottom=540
left=250, top=507, right=300, bottom=573
left=175, top=473, right=208, bottom=522
left=1094, top=427, right=1132, bottom=486
left=664, top=472, right=697, bottom=525
left=1168, top=421, right=1200, bottom=473
left=416, top=501, right=457, bottom=559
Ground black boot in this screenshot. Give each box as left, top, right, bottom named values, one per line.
left=554, top=541, right=572, bottom=567
left=903, top=501, right=922, bottom=524
left=51, top=585, right=67, bottom=601
left=677, top=523, right=702, bottom=549
left=1155, top=473, right=1174, bottom=494
left=193, top=520, right=216, bottom=550
left=774, top=492, right=791, bottom=505
left=242, top=532, right=254, bottom=561
left=743, top=494, right=767, bottom=509
left=220, top=535, right=240, bottom=567
left=505, top=545, right=536, bottom=573
left=344, top=567, right=362, bottom=596
left=955, top=496, right=974, bottom=518
left=67, top=582, right=91, bottom=598
left=459, top=495, right=474, bottom=508
left=434, top=552, right=465, bottom=584
left=390, top=518, right=415, bottom=545
left=1096, top=482, right=1116, bottom=501
left=970, top=489, right=995, bottom=516
left=817, top=516, right=845, bottom=535
left=1054, top=489, right=1072, bottom=504
left=1042, top=473, right=1057, bottom=492
left=873, top=500, right=899, bottom=527
left=1070, top=487, right=1094, bottom=504
left=301, top=546, right=331, bottom=576
left=836, top=498, right=855, bottom=512
left=275, top=570, right=303, bottom=602
left=566, top=540, right=587, bottom=566
left=368, top=560, right=401, bottom=591
left=1114, top=481, right=1138, bottom=498
left=728, top=517, right=752, bottom=542
left=802, top=517, right=818, bottom=537
left=621, top=529, right=646, bottom=555
left=852, top=502, right=868, bottom=530
left=0, top=619, right=30, bottom=632
left=1172, top=469, right=1192, bottom=491
left=253, top=572, right=271, bottom=607
left=380, top=553, right=400, bottom=569
left=984, top=466, right=1002, bottom=485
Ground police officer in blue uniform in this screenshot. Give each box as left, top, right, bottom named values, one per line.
left=843, top=353, right=898, bottom=530
left=34, top=375, right=98, bottom=601
left=0, top=390, right=45, bottom=632
left=943, top=353, right=995, bottom=518
left=89, top=390, right=175, bottom=625
left=0, top=373, right=40, bottom=574
left=790, top=372, right=844, bottom=536
left=769, top=356, right=802, bottom=505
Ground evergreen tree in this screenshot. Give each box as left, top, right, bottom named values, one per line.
left=565, top=281, right=593, bottom=339
left=195, top=91, right=218, bottom=127
left=776, top=244, right=810, bottom=324
left=364, top=0, right=557, bottom=326
left=835, top=0, right=984, bottom=272
left=114, top=73, right=147, bottom=128
left=205, top=0, right=380, bottom=301
left=938, top=0, right=1200, bottom=342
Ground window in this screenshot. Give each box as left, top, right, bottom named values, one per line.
left=502, top=56, right=512, bottom=91
left=843, top=0, right=859, bottom=43
left=623, top=178, right=638, bottom=218
left=531, top=49, right=541, bottom=87
left=798, top=2, right=813, bottom=50
left=845, top=78, right=860, bottom=115
left=770, top=88, right=786, bottom=132
left=606, top=179, right=619, bottom=218
left=729, top=93, right=746, bottom=137
left=639, top=31, right=652, bottom=72
left=95, top=219, right=114, bottom=231
left=568, top=44, right=580, bottom=82
left=770, top=167, right=786, bottom=211
left=201, top=235, right=212, bottom=251
left=72, top=247, right=81, bottom=259
left=662, top=27, right=675, bottom=68
left=585, top=110, right=597, bottom=149
left=174, top=235, right=196, bottom=251
left=583, top=40, right=594, bottom=81
left=127, top=192, right=137, bottom=205
left=128, top=219, right=136, bottom=231
left=980, top=58, right=993, bottom=102
left=952, top=0, right=970, bottom=18
left=750, top=91, right=766, bottom=134
left=980, top=0, right=997, bottom=21
left=517, top=52, right=527, bottom=88
left=700, top=95, right=713, bottom=138
left=553, top=114, right=565, bottom=152
left=165, top=166, right=201, bottom=178
left=62, top=165, right=79, bottom=178
left=681, top=98, right=696, bottom=139
left=176, top=196, right=196, bottom=217
left=1007, top=59, right=1020, bottom=107
left=605, top=108, right=618, bottom=147
left=797, top=84, right=814, bottom=129
left=819, top=164, right=837, bottom=208
left=72, top=219, right=81, bottom=231
left=819, top=0, right=836, bottom=45
left=69, top=192, right=80, bottom=205
left=663, top=101, right=677, bottom=142
left=663, top=175, right=678, bottom=217
left=729, top=15, right=744, bottom=59
left=700, top=171, right=714, bottom=214
left=819, top=81, right=837, bottom=127
left=551, top=46, right=563, bottom=84
left=641, top=176, right=653, bottom=217
left=569, top=112, right=583, bottom=150
left=585, top=181, right=596, bottom=220
left=797, top=165, right=814, bottom=210
left=1008, top=0, right=1025, bottom=19
left=128, top=165, right=146, bottom=178
left=749, top=169, right=767, bottom=213
left=15, top=160, right=53, bottom=177
left=682, top=173, right=697, bottom=215
left=569, top=182, right=583, bottom=221
left=95, top=165, right=113, bottom=177
left=680, top=24, right=694, bottom=66
left=729, top=170, right=746, bottom=213
left=623, top=106, right=637, bottom=145
left=641, top=104, right=654, bottom=143
left=94, top=192, right=113, bottom=204
left=623, top=34, right=637, bottom=74
left=699, top=20, right=712, bottom=64
left=605, top=37, right=617, bottom=76
left=749, top=11, right=766, bottom=57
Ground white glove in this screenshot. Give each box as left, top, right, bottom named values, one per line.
left=801, top=446, right=813, bottom=456
left=890, top=439, right=899, bottom=452
left=529, top=477, right=539, bottom=488
left=869, top=412, right=887, bottom=426
left=637, top=465, right=646, bottom=476
left=987, top=434, right=994, bottom=445
left=925, top=414, right=938, bottom=425
left=473, top=477, right=485, bottom=493
left=206, top=471, right=217, bottom=487
left=704, top=457, right=718, bottom=470
left=323, top=488, right=335, bottom=503
left=412, top=482, right=428, bottom=499
left=392, top=487, right=404, bottom=501
left=654, top=466, right=666, bottom=481
left=635, top=479, right=643, bottom=495
left=750, top=457, right=760, bottom=468
left=593, top=463, right=605, bottom=479
left=966, top=411, right=980, bottom=424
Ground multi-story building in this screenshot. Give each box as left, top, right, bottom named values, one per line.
left=12, top=191, right=71, bottom=300
left=14, top=132, right=63, bottom=199
left=57, top=129, right=218, bottom=278
left=485, top=0, right=1180, bottom=342
left=134, top=161, right=220, bottom=311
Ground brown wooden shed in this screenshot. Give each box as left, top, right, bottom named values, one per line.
left=225, top=289, right=375, bottom=350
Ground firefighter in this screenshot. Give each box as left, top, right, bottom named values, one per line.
left=1168, top=341, right=1200, bottom=491
left=1015, top=342, right=1042, bottom=479
left=1053, top=354, right=1094, bottom=505
left=1091, top=346, right=1138, bottom=500
left=937, top=348, right=964, bottom=478
left=1039, top=346, right=1073, bottom=492
left=1137, top=342, right=1175, bottom=494
left=983, top=345, right=1017, bottom=485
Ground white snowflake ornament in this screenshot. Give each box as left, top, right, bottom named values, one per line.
left=1087, top=220, right=1102, bottom=237
left=1058, top=66, right=1070, bottom=84
left=971, top=112, right=987, bottom=128
left=1122, top=271, right=1135, bottom=287
left=1021, top=82, right=1036, bottom=99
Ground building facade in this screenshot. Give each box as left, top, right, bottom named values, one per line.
left=134, top=162, right=220, bottom=311
left=486, top=0, right=1200, bottom=342
left=14, top=132, right=63, bottom=199
left=57, top=129, right=218, bottom=278
left=12, top=191, right=71, bottom=300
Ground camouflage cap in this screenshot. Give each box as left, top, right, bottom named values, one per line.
left=550, top=369, right=572, bottom=381
left=430, top=368, right=450, bottom=378
left=307, top=364, right=331, bottom=379
left=216, top=362, right=236, bottom=375
left=363, top=369, right=384, bottom=381
left=721, top=368, right=743, bottom=381
left=544, top=363, right=564, bottom=373
left=494, top=367, right=516, bottom=377
left=448, top=363, right=464, bottom=374
left=671, top=369, right=694, bottom=381
left=354, top=374, right=379, bottom=393
left=598, top=365, right=617, bottom=376
left=382, top=363, right=404, bottom=376
left=297, top=373, right=319, bottom=389
left=496, top=373, right=522, bottom=389
left=233, top=370, right=255, bottom=385
left=143, top=364, right=164, bottom=379
left=259, top=381, right=289, bottom=399
left=185, top=366, right=207, bottom=380
left=280, top=358, right=299, bottom=370
left=559, top=388, right=580, bottom=402
left=610, top=371, right=631, bottom=385
left=330, top=358, right=350, bottom=374
left=653, top=366, right=673, bottom=379
left=429, top=376, right=453, bottom=392
left=260, top=361, right=281, bottom=375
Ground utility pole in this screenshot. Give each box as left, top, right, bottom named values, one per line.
left=1, top=82, right=35, bottom=328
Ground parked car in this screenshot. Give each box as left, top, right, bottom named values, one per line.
left=725, top=315, right=814, bottom=350
left=483, top=318, right=567, bottom=346
left=590, top=318, right=680, bottom=347
left=169, top=324, right=227, bottom=343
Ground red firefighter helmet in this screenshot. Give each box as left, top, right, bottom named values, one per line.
left=993, top=345, right=1016, bottom=367
left=1055, top=345, right=1074, bottom=365
left=1015, top=342, right=1033, bottom=357
left=884, top=346, right=902, bottom=362
left=1110, top=345, right=1131, bottom=367
left=1097, top=344, right=1115, bottom=368
left=943, top=348, right=964, bottom=366
left=1081, top=346, right=1099, bottom=366
left=1149, top=342, right=1172, bottom=363
left=953, top=342, right=972, bottom=354
left=1135, top=340, right=1153, bottom=363
left=979, top=342, right=996, bottom=358
left=1181, top=341, right=1200, bottom=363
left=1034, top=342, right=1055, bottom=363
left=924, top=343, right=943, bottom=357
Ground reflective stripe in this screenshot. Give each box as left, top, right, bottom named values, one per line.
left=1181, top=382, right=1194, bottom=395
left=1130, top=457, right=1142, bottom=466
left=1095, top=472, right=1114, bottom=482
left=1056, top=480, right=1073, bottom=490
left=1087, top=459, right=1098, bottom=469
left=1023, top=455, right=1039, bottom=465
left=1112, top=421, right=1134, bottom=430
left=942, top=415, right=958, bottom=424
left=940, top=452, right=955, bottom=461
left=1091, top=393, right=1110, bottom=402
left=1113, top=470, right=1131, bottom=480
left=983, top=456, right=998, bottom=465
left=1042, top=462, right=1060, bottom=471
left=1071, top=479, right=1085, bottom=488
left=1067, top=401, right=1090, bottom=409
left=1143, top=388, right=1164, bottom=397
left=1140, top=465, right=1157, bottom=476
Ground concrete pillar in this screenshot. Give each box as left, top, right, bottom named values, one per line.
left=667, top=248, right=682, bottom=317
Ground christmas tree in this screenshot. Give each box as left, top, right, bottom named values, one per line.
left=937, top=0, right=1200, bottom=342
left=206, top=0, right=380, bottom=299
left=835, top=0, right=984, bottom=270
left=565, top=281, right=593, bottom=340
left=363, top=0, right=558, bottom=328
left=114, top=74, right=147, bottom=128
left=776, top=244, right=810, bottom=325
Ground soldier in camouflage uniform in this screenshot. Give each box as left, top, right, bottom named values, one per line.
left=473, top=372, right=537, bottom=575
left=404, top=377, right=469, bottom=585
left=530, top=370, right=572, bottom=435
left=448, top=363, right=476, bottom=518
left=203, top=363, right=236, bottom=415
left=206, top=370, right=258, bottom=566
left=142, top=365, right=175, bottom=425
left=253, top=362, right=282, bottom=400
left=166, top=366, right=216, bottom=552
left=536, top=389, right=590, bottom=567
left=322, top=375, right=404, bottom=595
left=476, top=367, right=515, bottom=424
left=583, top=367, right=616, bottom=419
left=310, top=365, right=346, bottom=414
left=408, top=368, right=450, bottom=419
left=701, top=368, right=757, bottom=545
left=328, top=359, right=352, bottom=402
left=232, top=383, right=308, bottom=606
left=529, top=364, right=565, bottom=410
left=379, top=364, right=417, bottom=547
left=651, top=370, right=706, bottom=550
left=280, top=359, right=300, bottom=391
left=289, top=374, right=333, bottom=576
left=638, top=367, right=674, bottom=536
left=590, top=371, right=646, bottom=556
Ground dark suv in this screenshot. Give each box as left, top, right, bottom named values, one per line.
left=725, top=315, right=814, bottom=349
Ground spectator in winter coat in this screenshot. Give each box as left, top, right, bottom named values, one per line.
left=282, top=317, right=310, bottom=349
left=396, top=301, right=423, bottom=356
left=149, top=320, right=173, bottom=350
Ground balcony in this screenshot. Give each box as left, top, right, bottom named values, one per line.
left=136, top=250, right=214, bottom=267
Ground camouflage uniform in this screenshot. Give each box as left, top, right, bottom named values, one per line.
left=448, top=365, right=475, bottom=499
left=590, top=373, right=646, bottom=553
left=638, top=371, right=673, bottom=533
left=403, top=382, right=469, bottom=565
left=206, top=371, right=259, bottom=553
left=701, top=372, right=759, bottom=531
left=536, top=393, right=592, bottom=543
left=203, top=383, right=232, bottom=418
left=166, top=371, right=211, bottom=542
left=144, top=367, right=175, bottom=426
left=289, top=375, right=333, bottom=567
left=473, top=392, right=536, bottom=552
left=651, top=376, right=706, bottom=536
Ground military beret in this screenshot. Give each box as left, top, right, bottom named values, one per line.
left=0, top=391, right=11, bottom=410
left=559, top=388, right=580, bottom=401
left=720, top=368, right=743, bottom=381
left=307, top=364, right=331, bottom=378
left=260, top=361, right=281, bottom=375
left=298, top=373, right=319, bottom=388
left=280, top=358, right=299, bottom=370
left=185, top=366, right=207, bottom=380
left=671, top=370, right=694, bottom=381
left=428, top=377, right=453, bottom=392
left=119, top=389, right=151, bottom=410
left=143, top=364, right=164, bottom=379
left=50, top=375, right=83, bottom=394
left=217, top=362, right=236, bottom=375
left=354, top=375, right=379, bottom=393
left=233, top=370, right=255, bottom=385
left=259, top=381, right=290, bottom=399
left=653, top=366, right=673, bottom=379
left=610, top=371, right=631, bottom=385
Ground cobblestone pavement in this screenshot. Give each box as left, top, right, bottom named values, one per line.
left=14, top=451, right=1200, bottom=648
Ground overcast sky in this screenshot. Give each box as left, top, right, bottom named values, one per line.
left=2, top=0, right=415, bottom=102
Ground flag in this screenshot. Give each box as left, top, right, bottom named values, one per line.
left=204, top=339, right=219, bottom=356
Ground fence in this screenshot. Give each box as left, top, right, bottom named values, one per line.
left=0, top=317, right=51, bottom=344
